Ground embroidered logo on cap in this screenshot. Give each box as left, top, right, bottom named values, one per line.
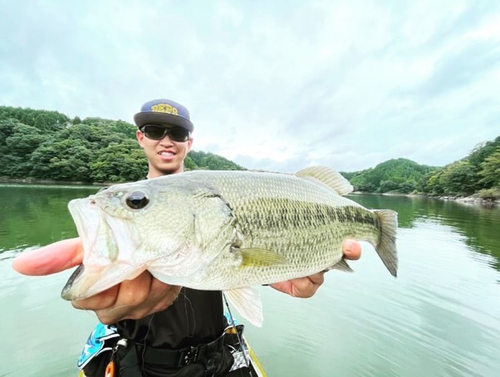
left=150, top=103, right=179, bottom=116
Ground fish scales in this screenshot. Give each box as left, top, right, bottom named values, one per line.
left=173, top=171, right=382, bottom=288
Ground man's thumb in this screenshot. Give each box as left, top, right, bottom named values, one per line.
left=12, top=237, right=83, bottom=276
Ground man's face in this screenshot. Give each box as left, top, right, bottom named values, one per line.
left=136, top=127, right=193, bottom=178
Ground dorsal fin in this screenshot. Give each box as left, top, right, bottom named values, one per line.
left=296, top=166, right=353, bottom=196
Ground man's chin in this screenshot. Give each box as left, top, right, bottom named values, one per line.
left=156, top=163, right=183, bottom=175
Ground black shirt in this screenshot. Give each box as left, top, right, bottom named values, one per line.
left=115, top=288, right=225, bottom=349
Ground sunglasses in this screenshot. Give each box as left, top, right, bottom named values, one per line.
left=140, top=124, right=190, bottom=142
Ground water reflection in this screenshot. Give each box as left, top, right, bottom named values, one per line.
left=349, top=194, right=500, bottom=271
left=0, top=185, right=99, bottom=252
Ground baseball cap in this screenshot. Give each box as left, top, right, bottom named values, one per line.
left=133, top=99, right=194, bottom=132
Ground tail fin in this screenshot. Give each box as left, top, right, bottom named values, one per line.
left=373, top=210, right=398, bottom=277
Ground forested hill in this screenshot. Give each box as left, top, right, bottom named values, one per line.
left=341, top=158, right=438, bottom=194
left=418, top=136, right=500, bottom=199
left=0, top=105, right=244, bottom=183
left=341, top=136, right=500, bottom=200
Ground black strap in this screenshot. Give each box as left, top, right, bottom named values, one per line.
left=132, top=332, right=226, bottom=369
left=118, top=345, right=142, bottom=377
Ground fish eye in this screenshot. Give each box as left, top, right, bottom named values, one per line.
left=125, top=191, right=150, bottom=210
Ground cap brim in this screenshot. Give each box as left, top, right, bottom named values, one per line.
left=134, top=112, right=194, bottom=132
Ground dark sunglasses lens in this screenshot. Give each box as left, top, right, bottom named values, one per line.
left=142, top=125, right=189, bottom=142
left=168, top=128, right=189, bottom=142
left=143, top=125, right=167, bottom=140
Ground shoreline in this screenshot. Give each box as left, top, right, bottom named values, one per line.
left=351, top=191, right=499, bottom=207
left=0, top=177, right=110, bottom=187
left=437, top=195, right=500, bottom=207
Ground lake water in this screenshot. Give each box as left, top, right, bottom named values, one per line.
left=1, top=185, right=499, bottom=376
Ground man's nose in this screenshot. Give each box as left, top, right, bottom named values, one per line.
left=159, top=135, right=174, bottom=145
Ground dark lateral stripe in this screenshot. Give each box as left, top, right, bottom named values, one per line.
left=234, top=199, right=377, bottom=231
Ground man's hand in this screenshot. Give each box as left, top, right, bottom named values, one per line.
left=12, top=238, right=181, bottom=324
left=270, top=239, right=362, bottom=298
left=12, top=238, right=362, bottom=321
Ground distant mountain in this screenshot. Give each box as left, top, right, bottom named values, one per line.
left=186, top=150, right=244, bottom=171
left=341, top=158, right=439, bottom=193
left=341, top=135, right=500, bottom=200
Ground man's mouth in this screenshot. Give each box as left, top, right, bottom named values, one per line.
left=159, top=151, right=176, bottom=159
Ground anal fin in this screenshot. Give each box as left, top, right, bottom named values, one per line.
left=326, top=258, right=354, bottom=273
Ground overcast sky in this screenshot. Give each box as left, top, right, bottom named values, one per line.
left=1, top=0, right=499, bottom=172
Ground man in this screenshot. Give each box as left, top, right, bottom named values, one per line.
left=13, top=99, right=362, bottom=376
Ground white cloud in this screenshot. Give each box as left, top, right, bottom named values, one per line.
left=0, top=0, right=499, bottom=172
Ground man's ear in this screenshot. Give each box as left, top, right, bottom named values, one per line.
left=136, top=130, right=145, bottom=147
left=187, top=137, right=193, bottom=152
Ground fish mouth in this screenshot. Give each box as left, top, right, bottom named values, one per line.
left=62, top=197, right=145, bottom=300
left=60, top=261, right=107, bottom=301
left=68, top=198, right=100, bottom=265
left=61, top=262, right=147, bottom=301
left=61, top=263, right=111, bottom=301
left=61, top=264, right=85, bottom=299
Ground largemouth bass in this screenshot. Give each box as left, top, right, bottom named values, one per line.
left=62, top=167, right=398, bottom=326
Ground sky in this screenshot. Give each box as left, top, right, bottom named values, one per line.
left=0, top=0, right=499, bottom=173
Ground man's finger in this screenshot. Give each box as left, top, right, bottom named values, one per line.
left=72, top=285, right=120, bottom=311
left=342, top=239, right=362, bottom=260
left=306, top=272, right=325, bottom=285
left=12, top=237, right=83, bottom=276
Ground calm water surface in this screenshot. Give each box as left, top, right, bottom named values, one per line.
left=1, top=185, right=499, bottom=376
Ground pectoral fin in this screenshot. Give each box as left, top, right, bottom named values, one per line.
left=238, top=248, right=289, bottom=267
left=224, top=287, right=264, bottom=327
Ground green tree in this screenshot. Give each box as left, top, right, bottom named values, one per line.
left=398, top=181, right=416, bottom=194
left=0, top=118, right=17, bottom=140
left=31, top=139, right=93, bottom=181
left=184, top=155, right=199, bottom=171
left=3, top=123, right=48, bottom=177
left=479, top=148, right=500, bottom=188
left=378, top=180, right=400, bottom=193
left=437, top=161, right=478, bottom=196
left=90, top=140, right=148, bottom=182
left=0, top=119, right=19, bottom=176
left=188, top=150, right=244, bottom=171
left=426, top=171, right=445, bottom=195
left=468, top=137, right=500, bottom=168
